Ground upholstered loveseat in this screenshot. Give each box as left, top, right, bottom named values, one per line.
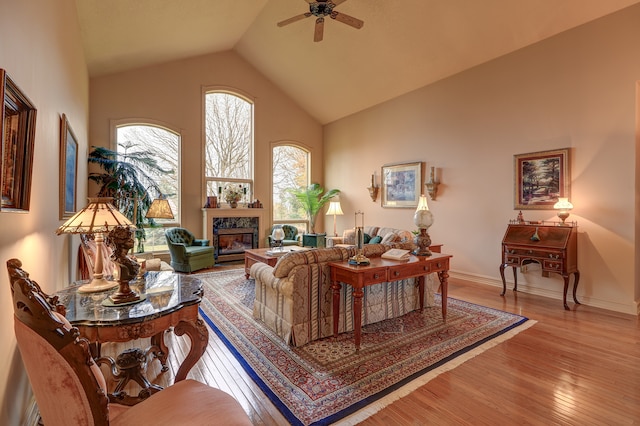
left=251, top=242, right=438, bottom=347
left=325, top=226, right=414, bottom=248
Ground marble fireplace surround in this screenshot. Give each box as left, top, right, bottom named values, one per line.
left=202, top=208, right=267, bottom=262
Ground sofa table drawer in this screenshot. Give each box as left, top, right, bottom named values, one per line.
left=361, top=269, right=388, bottom=284
left=389, top=263, right=431, bottom=280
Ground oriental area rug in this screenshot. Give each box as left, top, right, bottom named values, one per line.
left=197, top=270, right=533, bottom=426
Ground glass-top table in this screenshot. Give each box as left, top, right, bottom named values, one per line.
left=55, top=271, right=209, bottom=399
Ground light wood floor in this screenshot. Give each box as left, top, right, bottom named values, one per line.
left=103, top=266, right=640, bottom=425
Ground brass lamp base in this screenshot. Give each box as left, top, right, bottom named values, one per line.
left=412, top=228, right=432, bottom=257
left=349, top=253, right=370, bottom=265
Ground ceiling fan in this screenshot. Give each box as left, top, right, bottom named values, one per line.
left=277, top=0, right=364, bottom=42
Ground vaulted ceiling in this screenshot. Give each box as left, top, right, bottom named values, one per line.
left=76, top=0, right=640, bottom=124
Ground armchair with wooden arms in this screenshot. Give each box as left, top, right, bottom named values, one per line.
left=7, top=258, right=251, bottom=425
left=165, top=227, right=215, bottom=273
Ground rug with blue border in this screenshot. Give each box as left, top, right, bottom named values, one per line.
left=197, top=270, right=533, bottom=425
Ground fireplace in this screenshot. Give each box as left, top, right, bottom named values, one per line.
left=213, top=217, right=259, bottom=262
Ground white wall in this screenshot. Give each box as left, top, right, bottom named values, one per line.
left=324, top=4, right=640, bottom=314
left=0, top=0, right=89, bottom=424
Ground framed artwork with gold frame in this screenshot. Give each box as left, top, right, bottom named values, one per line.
left=514, top=148, right=570, bottom=210
left=381, top=161, right=423, bottom=208
left=60, top=114, right=78, bottom=219
left=1, top=69, right=37, bottom=212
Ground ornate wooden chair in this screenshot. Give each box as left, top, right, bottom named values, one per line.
left=7, top=258, right=252, bottom=425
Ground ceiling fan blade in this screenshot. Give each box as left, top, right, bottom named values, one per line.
left=331, top=11, right=364, bottom=29
left=277, top=12, right=312, bottom=27
left=314, top=17, right=324, bottom=42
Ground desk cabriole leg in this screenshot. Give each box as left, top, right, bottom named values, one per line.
left=562, top=275, right=571, bottom=310
left=499, top=264, right=507, bottom=296
left=512, top=266, right=518, bottom=291
left=572, top=271, right=581, bottom=305
left=173, top=318, right=209, bottom=382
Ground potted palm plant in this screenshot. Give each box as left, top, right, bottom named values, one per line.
left=291, top=183, right=340, bottom=234
left=88, top=146, right=174, bottom=252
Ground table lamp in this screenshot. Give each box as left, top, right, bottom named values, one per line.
left=553, top=197, right=573, bottom=225
left=145, top=194, right=174, bottom=256
left=325, top=201, right=344, bottom=237
left=271, top=225, right=285, bottom=251
left=56, top=197, right=135, bottom=293
left=412, top=195, right=434, bottom=256
left=145, top=194, right=174, bottom=220
left=349, top=211, right=370, bottom=265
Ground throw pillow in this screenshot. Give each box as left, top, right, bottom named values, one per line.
left=342, top=229, right=356, bottom=245
left=380, top=232, right=398, bottom=244
left=363, top=233, right=371, bottom=244
left=369, top=235, right=382, bottom=244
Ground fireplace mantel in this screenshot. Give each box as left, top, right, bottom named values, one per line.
left=202, top=208, right=267, bottom=251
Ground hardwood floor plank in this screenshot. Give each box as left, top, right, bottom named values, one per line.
left=101, top=271, right=640, bottom=425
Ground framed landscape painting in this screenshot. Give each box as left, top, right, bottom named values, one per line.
left=514, top=148, right=570, bottom=210
left=381, top=161, right=423, bottom=208
left=60, top=114, right=78, bottom=219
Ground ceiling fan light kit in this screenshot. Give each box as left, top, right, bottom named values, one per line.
left=277, top=0, right=364, bottom=42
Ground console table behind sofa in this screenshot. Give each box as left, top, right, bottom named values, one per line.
left=251, top=243, right=442, bottom=347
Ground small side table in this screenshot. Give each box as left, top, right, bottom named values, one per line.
left=56, top=272, right=209, bottom=403
left=302, top=233, right=326, bottom=248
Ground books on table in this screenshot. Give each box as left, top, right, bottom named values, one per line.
left=265, top=246, right=310, bottom=256
left=381, top=249, right=411, bottom=261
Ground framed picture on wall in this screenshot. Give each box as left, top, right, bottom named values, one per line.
left=514, top=148, right=570, bottom=210
left=1, top=69, right=37, bottom=212
left=381, top=161, right=423, bottom=208
left=60, top=114, right=78, bottom=219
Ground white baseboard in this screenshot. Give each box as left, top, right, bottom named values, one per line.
left=448, top=270, right=639, bottom=316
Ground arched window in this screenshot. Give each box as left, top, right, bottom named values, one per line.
left=204, top=91, right=254, bottom=205
left=115, top=122, right=180, bottom=252
left=272, top=143, right=309, bottom=230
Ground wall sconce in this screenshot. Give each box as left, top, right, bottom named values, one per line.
left=367, top=172, right=379, bottom=202
left=425, top=166, right=440, bottom=200
left=553, top=198, right=574, bottom=225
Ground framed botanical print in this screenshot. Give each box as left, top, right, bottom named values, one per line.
left=514, top=148, right=570, bottom=210
left=381, top=161, right=423, bottom=208
left=60, top=114, right=78, bottom=219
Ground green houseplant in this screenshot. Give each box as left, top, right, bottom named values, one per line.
left=88, top=146, right=174, bottom=252
left=291, top=183, right=340, bottom=234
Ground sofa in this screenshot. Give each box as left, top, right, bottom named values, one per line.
left=325, top=226, right=414, bottom=248
left=251, top=242, right=439, bottom=347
